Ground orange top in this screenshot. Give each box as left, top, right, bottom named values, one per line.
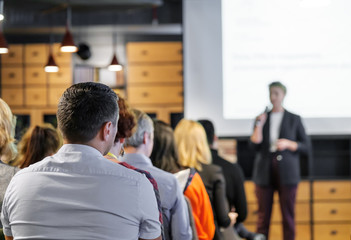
left=184, top=172, right=215, bottom=240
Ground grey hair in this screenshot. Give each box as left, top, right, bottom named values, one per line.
left=125, top=109, right=154, bottom=148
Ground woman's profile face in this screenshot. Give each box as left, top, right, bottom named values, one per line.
left=270, top=86, right=285, bottom=107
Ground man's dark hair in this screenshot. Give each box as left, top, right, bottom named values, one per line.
left=198, top=119, right=215, bottom=146
left=57, top=82, right=119, bottom=143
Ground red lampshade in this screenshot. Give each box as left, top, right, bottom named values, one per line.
left=60, top=25, right=77, bottom=53
left=44, top=53, right=59, bottom=72
left=108, top=54, right=122, bottom=71
left=0, top=30, right=8, bottom=54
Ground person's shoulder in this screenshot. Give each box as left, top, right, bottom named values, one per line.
left=285, top=110, right=301, bottom=120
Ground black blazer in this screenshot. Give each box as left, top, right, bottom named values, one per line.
left=251, top=110, right=310, bottom=186
left=211, top=149, right=247, bottom=223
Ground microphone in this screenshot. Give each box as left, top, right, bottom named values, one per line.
left=255, top=106, right=269, bottom=127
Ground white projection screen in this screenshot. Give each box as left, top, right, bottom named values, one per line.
left=184, top=0, right=351, bottom=136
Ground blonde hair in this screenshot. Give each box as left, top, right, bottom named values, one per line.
left=174, top=119, right=211, bottom=171
left=13, top=123, right=62, bottom=168
left=0, top=98, right=17, bottom=163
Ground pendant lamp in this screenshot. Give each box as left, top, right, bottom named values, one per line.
left=108, top=34, right=122, bottom=71
left=44, top=52, right=59, bottom=73
left=0, top=27, right=8, bottom=54
left=60, top=6, right=77, bottom=53
left=0, top=0, right=4, bottom=21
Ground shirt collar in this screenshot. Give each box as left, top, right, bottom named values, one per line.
left=58, top=144, right=103, bottom=157
left=122, top=153, right=153, bottom=167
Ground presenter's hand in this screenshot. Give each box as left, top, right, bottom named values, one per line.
left=276, top=139, right=298, bottom=152
left=255, top=113, right=267, bottom=127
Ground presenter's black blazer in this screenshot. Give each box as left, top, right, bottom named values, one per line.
left=250, top=110, right=310, bottom=186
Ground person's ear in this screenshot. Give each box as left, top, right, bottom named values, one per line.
left=143, top=132, right=148, bottom=144
left=120, top=138, right=125, bottom=144
left=102, top=121, right=113, bottom=142
left=214, top=135, right=218, bottom=142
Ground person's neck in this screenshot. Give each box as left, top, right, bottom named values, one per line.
left=64, top=139, right=106, bottom=155
left=272, top=106, right=284, bottom=113
left=124, top=146, right=148, bottom=157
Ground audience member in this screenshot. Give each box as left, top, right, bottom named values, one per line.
left=12, top=124, right=62, bottom=169
left=174, top=119, right=237, bottom=240
left=151, top=119, right=215, bottom=240
left=0, top=99, right=19, bottom=229
left=123, top=109, right=192, bottom=240
left=199, top=119, right=266, bottom=240
left=1, top=82, right=162, bottom=240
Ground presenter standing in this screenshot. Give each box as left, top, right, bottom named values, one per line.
left=250, top=81, right=310, bottom=240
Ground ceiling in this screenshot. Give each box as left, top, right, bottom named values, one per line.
left=3, top=0, right=182, bottom=31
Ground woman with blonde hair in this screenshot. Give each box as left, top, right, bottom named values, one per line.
left=0, top=98, right=19, bottom=229
left=13, top=123, right=62, bottom=169
left=175, top=119, right=237, bottom=240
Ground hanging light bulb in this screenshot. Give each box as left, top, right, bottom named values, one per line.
left=0, top=0, right=4, bottom=21
left=108, top=33, right=122, bottom=71
left=60, top=6, right=77, bottom=53
left=0, top=29, right=8, bottom=54
left=108, top=53, right=122, bottom=71
left=45, top=52, right=59, bottom=73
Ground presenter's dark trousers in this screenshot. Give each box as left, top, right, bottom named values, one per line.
left=255, top=153, right=297, bottom=240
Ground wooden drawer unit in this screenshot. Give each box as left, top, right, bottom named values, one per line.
left=48, top=87, right=66, bottom=106
left=313, top=202, right=351, bottom=221
left=314, top=224, right=351, bottom=240
left=128, top=64, right=183, bottom=84
left=52, top=43, right=72, bottom=65
left=25, top=87, right=47, bottom=106
left=127, top=42, right=182, bottom=63
left=128, top=85, right=183, bottom=105
left=48, top=66, right=72, bottom=86
left=1, top=87, right=24, bottom=106
left=24, top=44, right=48, bottom=65
left=1, top=67, right=23, bottom=85
left=1, top=44, right=23, bottom=64
left=25, top=67, right=47, bottom=85
left=313, top=180, right=351, bottom=200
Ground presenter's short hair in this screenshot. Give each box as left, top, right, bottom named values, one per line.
left=269, top=81, right=287, bottom=94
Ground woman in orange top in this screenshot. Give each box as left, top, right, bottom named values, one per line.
left=151, top=119, right=215, bottom=240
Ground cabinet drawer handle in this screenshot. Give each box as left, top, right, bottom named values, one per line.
left=142, top=92, right=149, bottom=97
left=330, top=188, right=336, bottom=193
left=32, top=51, right=38, bottom=57
left=9, top=73, right=15, bottom=78
left=9, top=52, right=15, bottom=58
left=32, top=72, right=39, bottom=77
left=178, top=49, right=183, bottom=55
left=330, top=230, right=337, bottom=235
left=141, top=50, right=148, bottom=55
left=330, top=209, right=337, bottom=215
left=178, top=70, right=183, bottom=76
left=142, top=71, right=148, bottom=77
left=252, top=210, right=258, bottom=216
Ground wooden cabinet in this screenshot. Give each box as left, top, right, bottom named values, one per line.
left=1, top=44, right=23, bottom=64
left=126, top=42, right=183, bottom=124
left=127, top=42, right=182, bottom=63
left=0, top=43, right=73, bottom=130
left=244, top=180, right=351, bottom=240
left=25, top=66, right=47, bottom=85
left=24, top=44, right=48, bottom=65
left=1, top=87, right=24, bottom=106
left=1, top=67, right=23, bottom=85
left=48, top=66, right=72, bottom=86
left=313, top=180, right=351, bottom=240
